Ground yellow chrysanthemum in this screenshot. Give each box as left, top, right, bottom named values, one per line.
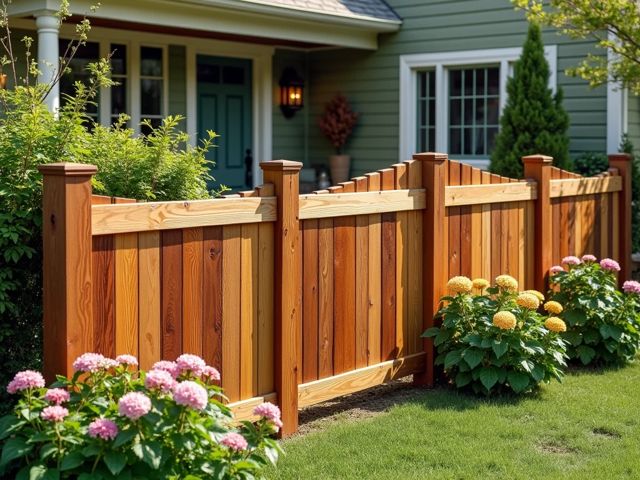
left=516, top=292, right=540, bottom=310
left=493, top=311, right=517, bottom=330
left=545, top=317, right=567, bottom=333
left=495, top=274, right=518, bottom=292
left=524, top=290, right=545, bottom=302
left=447, top=276, right=473, bottom=294
left=544, top=301, right=563, bottom=315
left=472, top=278, right=490, bottom=290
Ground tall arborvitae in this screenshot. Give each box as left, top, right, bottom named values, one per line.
left=490, top=23, right=571, bottom=178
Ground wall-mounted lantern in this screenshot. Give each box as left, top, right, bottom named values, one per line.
left=279, top=67, right=304, bottom=119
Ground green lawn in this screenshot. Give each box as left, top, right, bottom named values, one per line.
left=268, top=363, right=640, bottom=479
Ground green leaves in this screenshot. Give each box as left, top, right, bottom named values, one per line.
left=507, top=371, right=530, bottom=393
left=479, top=367, right=499, bottom=391
left=1, top=438, right=32, bottom=467
left=444, top=350, right=463, bottom=370
left=132, top=441, right=163, bottom=470
left=104, top=450, right=127, bottom=475
left=462, top=348, right=484, bottom=369
left=492, top=340, right=508, bottom=359
left=576, top=345, right=596, bottom=365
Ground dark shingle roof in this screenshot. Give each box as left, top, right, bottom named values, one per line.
left=242, top=0, right=400, bottom=23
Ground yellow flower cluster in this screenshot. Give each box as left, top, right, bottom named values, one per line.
left=545, top=317, right=567, bottom=333
left=495, top=274, right=518, bottom=292
left=516, top=292, right=540, bottom=310
left=493, top=311, right=517, bottom=330
left=544, top=301, right=563, bottom=315
left=447, top=276, right=473, bottom=294
left=524, top=290, right=545, bottom=302
left=472, top=278, right=489, bottom=290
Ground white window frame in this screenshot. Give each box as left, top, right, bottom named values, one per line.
left=138, top=44, right=168, bottom=133
left=399, top=46, right=558, bottom=168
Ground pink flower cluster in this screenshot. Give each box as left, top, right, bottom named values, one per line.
left=41, top=405, right=68, bottom=422
left=581, top=254, right=597, bottom=263
left=173, top=381, right=208, bottom=410
left=623, top=280, right=640, bottom=295
left=600, top=258, right=621, bottom=272
left=145, top=369, right=176, bottom=393
left=550, top=265, right=564, bottom=275
left=202, top=366, right=221, bottom=382
left=72, top=353, right=117, bottom=373
left=220, top=432, right=248, bottom=451
left=44, top=388, right=70, bottom=405
left=175, top=354, right=207, bottom=376
left=6, top=370, right=45, bottom=394
left=88, top=418, right=119, bottom=440
left=562, top=256, right=581, bottom=266
left=116, top=354, right=139, bottom=367
left=118, top=392, right=152, bottom=420
left=253, top=402, right=283, bottom=429
left=151, top=360, right=180, bottom=379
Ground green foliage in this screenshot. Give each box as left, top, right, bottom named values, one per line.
left=489, top=23, right=571, bottom=178
left=572, top=152, right=608, bottom=177
left=0, top=8, right=218, bottom=415
left=619, top=134, right=640, bottom=253
left=0, top=355, right=282, bottom=479
left=514, top=0, right=640, bottom=95
left=548, top=258, right=640, bottom=365
left=423, top=276, right=567, bottom=395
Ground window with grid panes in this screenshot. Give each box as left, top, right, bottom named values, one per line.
left=59, top=40, right=100, bottom=125
left=416, top=70, right=436, bottom=152
left=110, top=44, right=128, bottom=125
left=448, top=67, right=500, bottom=158
left=140, top=46, right=164, bottom=135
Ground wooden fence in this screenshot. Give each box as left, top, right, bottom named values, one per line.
left=38, top=152, right=632, bottom=436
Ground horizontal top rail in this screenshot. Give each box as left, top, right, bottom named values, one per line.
left=549, top=176, right=622, bottom=198
left=92, top=196, right=277, bottom=235
left=445, top=182, right=537, bottom=207
left=298, top=188, right=426, bottom=220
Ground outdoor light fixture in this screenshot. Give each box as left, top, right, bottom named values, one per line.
left=279, top=67, right=304, bottom=118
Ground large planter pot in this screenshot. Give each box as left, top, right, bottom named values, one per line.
left=329, top=154, right=351, bottom=184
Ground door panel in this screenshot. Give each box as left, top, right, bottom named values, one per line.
left=197, top=55, right=252, bottom=191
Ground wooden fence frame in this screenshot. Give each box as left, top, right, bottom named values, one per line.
left=38, top=152, right=632, bottom=436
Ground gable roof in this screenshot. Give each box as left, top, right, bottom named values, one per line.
left=244, top=0, right=401, bottom=23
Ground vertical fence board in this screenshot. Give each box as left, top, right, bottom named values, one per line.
left=354, top=177, right=369, bottom=369
left=365, top=172, right=382, bottom=365
left=138, top=232, right=161, bottom=370
left=448, top=162, right=461, bottom=277
left=161, top=230, right=182, bottom=361
left=257, top=223, right=274, bottom=394
left=470, top=167, right=482, bottom=280
left=481, top=171, right=492, bottom=281
left=203, top=227, right=223, bottom=380
left=222, top=225, right=241, bottom=402
left=380, top=168, right=396, bottom=360
left=393, top=164, right=408, bottom=358
left=459, top=164, right=472, bottom=278
left=115, top=233, right=139, bottom=357
left=302, top=220, right=319, bottom=383
left=406, top=160, right=423, bottom=355
left=93, top=236, right=115, bottom=358
left=182, top=228, right=204, bottom=356
left=490, top=174, right=502, bottom=278
left=240, top=223, right=259, bottom=398
left=318, top=218, right=334, bottom=378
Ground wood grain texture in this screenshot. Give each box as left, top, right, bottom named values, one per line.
left=302, top=220, right=319, bottom=383
left=406, top=160, right=423, bottom=355
left=138, top=232, right=161, bottom=370
left=317, top=218, right=334, bottom=378
left=550, top=176, right=622, bottom=198
left=115, top=233, right=139, bottom=357
left=354, top=177, right=369, bottom=369
left=448, top=161, right=461, bottom=277
left=203, top=227, right=223, bottom=381
left=161, top=230, right=182, bottom=361
left=380, top=168, right=396, bottom=361
left=445, top=182, right=537, bottom=206
left=222, top=225, right=241, bottom=402
left=257, top=222, right=275, bottom=395
left=92, top=196, right=277, bottom=235
left=93, top=236, right=115, bottom=358
left=182, top=228, right=203, bottom=356
left=393, top=163, right=408, bottom=358
left=240, top=223, right=259, bottom=398
left=459, top=164, right=472, bottom=279
left=470, top=168, right=482, bottom=280
left=365, top=172, right=382, bottom=365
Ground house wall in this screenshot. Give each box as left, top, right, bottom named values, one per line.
left=168, top=44, right=187, bottom=131
left=627, top=94, right=640, bottom=150
left=304, top=0, right=608, bottom=177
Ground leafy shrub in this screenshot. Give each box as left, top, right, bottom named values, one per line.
left=0, top=353, right=281, bottom=479
left=548, top=256, right=640, bottom=365
left=423, top=275, right=568, bottom=395
left=572, top=152, right=608, bottom=177
left=619, top=134, right=640, bottom=253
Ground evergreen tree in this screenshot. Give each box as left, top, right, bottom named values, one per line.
left=490, top=23, right=570, bottom=178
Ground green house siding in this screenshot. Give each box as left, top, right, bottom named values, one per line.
left=168, top=45, right=187, bottom=131
left=305, top=0, right=607, bottom=177
left=627, top=95, right=640, bottom=150
left=272, top=49, right=308, bottom=165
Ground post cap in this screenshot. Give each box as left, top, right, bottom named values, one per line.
left=38, top=163, right=98, bottom=176
left=608, top=153, right=632, bottom=163
left=412, top=152, right=448, bottom=163
left=522, top=154, right=553, bottom=165
left=259, top=160, right=303, bottom=172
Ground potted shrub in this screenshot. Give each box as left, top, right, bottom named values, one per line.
left=318, top=94, right=359, bottom=184
left=0, top=353, right=282, bottom=479
left=423, top=275, right=568, bottom=395
left=548, top=255, right=640, bottom=365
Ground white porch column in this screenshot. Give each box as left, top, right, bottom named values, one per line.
left=35, top=12, right=60, bottom=113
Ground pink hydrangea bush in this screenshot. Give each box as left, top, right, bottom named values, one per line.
left=548, top=255, right=640, bottom=365
left=0, top=353, right=282, bottom=479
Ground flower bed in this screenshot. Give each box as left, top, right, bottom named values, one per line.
left=548, top=255, right=640, bottom=365
left=0, top=353, right=281, bottom=479
left=423, top=275, right=568, bottom=395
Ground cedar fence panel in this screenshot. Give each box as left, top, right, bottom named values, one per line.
left=39, top=152, right=632, bottom=437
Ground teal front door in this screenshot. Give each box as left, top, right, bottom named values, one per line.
left=197, top=55, right=252, bottom=191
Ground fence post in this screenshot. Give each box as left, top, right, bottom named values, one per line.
left=523, top=155, right=553, bottom=293
left=260, top=160, right=302, bottom=436
left=38, top=163, right=97, bottom=381
left=608, top=153, right=633, bottom=282
left=413, top=152, right=447, bottom=387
